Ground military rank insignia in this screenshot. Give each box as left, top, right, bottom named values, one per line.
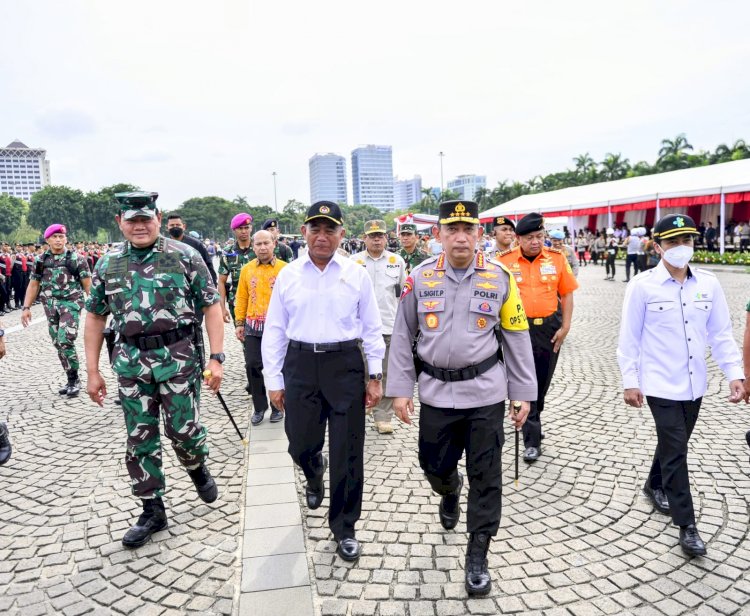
left=476, top=317, right=488, bottom=329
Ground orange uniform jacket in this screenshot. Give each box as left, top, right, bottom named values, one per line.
left=496, top=247, right=578, bottom=319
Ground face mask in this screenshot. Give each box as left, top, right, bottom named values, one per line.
left=661, top=244, right=693, bottom=268
left=168, top=227, right=183, bottom=239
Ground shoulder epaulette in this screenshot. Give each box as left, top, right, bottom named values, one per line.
left=547, top=247, right=563, bottom=254
left=496, top=248, right=514, bottom=257
left=410, top=255, right=438, bottom=276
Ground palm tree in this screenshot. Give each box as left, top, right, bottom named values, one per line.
left=474, top=186, right=492, bottom=210
left=600, top=153, right=631, bottom=181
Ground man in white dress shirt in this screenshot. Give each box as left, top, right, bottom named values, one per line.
left=617, top=213, right=744, bottom=557
left=262, top=201, right=385, bottom=562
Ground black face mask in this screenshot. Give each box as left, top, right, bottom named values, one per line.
left=168, top=227, right=183, bottom=239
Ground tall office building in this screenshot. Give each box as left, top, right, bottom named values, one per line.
left=351, top=145, right=394, bottom=211
left=0, top=140, right=51, bottom=201
left=447, top=174, right=486, bottom=200
left=394, top=175, right=422, bottom=210
left=309, top=153, right=348, bottom=204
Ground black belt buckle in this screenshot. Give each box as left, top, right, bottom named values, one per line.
left=139, top=335, right=162, bottom=351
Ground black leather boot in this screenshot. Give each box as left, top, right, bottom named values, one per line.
left=439, top=473, right=463, bottom=530
left=58, top=371, right=73, bottom=395
left=188, top=464, right=218, bottom=503
left=0, top=421, right=12, bottom=466
left=66, top=370, right=80, bottom=398
left=122, top=498, right=168, bottom=548
left=465, top=532, right=492, bottom=596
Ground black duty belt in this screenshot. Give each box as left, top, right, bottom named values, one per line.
left=122, top=324, right=195, bottom=351
left=289, top=339, right=359, bottom=353
left=421, top=353, right=498, bottom=382
left=528, top=312, right=561, bottom=327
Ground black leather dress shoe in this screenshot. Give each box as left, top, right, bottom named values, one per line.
left=439, top=473, right=463, bottom=530
left=642, top=483, right=670, bottom=514
left=337, top=537, right=361, bottom=561
left=250, top=409, right=265, bottom=426
left=306, top=455, right=327, bottom=510
left=523, top=446, right=540, bottom=462
left=679, top=524, right=707, bottom=557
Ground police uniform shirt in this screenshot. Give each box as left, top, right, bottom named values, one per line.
left=261, top=250, right=385, bottom=391
left=497, top=246, right=578, bottom=319
left=386, top=252, right=537, bottom=409
left=351, top=249, right=406, bottom=335
left=617, top=261, right=743, bottom=401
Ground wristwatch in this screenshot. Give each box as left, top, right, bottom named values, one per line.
left=369, top=373, right=383, bottom=381
left=209, top=353, right=226, bottom=364
left=0, top=329, right=5, bottom=338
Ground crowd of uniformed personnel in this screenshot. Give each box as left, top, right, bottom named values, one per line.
left=0, top=193, right=749, bottom=597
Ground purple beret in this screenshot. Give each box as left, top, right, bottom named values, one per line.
left=231, top=213, right=253, bottom=230
left=44, top=224, right=67, bottom=239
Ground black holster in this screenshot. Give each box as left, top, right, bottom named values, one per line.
left=103, top=327, right=117, bottom=364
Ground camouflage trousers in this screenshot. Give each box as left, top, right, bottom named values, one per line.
left=119, top=368, right=209, bottom=498
left=42, top=299, right=83, bottom=372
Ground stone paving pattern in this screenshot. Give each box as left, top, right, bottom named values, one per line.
left=2, top=263, right=750, bottom=616
left=0, top=306, right=250, bottom=616
left=299, top=264, right=750, bottom=616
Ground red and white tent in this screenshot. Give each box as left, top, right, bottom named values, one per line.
left=479, top=159, right=750, bottom=252
left=393, top=212, right=438, bottom=232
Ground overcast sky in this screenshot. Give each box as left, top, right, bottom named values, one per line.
left=2, top=0, right=749, bottom=211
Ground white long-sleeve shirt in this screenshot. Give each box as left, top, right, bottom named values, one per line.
left=261, top=251, right=385, bottom=391
left=616, top=261, right=743, bottom=401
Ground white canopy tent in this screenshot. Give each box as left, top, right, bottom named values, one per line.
left=479, top=159, right=750, bottom=253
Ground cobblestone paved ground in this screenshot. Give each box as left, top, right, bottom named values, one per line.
left=300, top=264, right=750, bottom=616
left=0, top=305, right=250, bottom=616
left=2, top=263, right=749, bottom=616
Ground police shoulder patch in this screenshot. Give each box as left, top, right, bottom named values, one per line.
left=400, top=276, right=414, bottom=300
left=496, top=248, right=514, bottom=257
left=547, top=247, right=564, bottom=254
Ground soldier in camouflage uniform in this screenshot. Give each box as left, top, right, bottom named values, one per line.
left=218, top=212, right=255, bottom=325
left=261, top=218, right=294, bottom=262
left=84, top=191, right=226, bottom=549
left=21, top=223, right=91, bottom=396
left=398, top=222, right=429, bottom=273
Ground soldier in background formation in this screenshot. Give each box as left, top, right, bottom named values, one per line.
left=0, top=318, right=9, bottom=466
left=84, top=191, right=225, bottom=549
left=398, top=223, right=429, bottom=274
left=21, top=224, right=91, bottom=397
left=218, top=213, right=255, bottom=325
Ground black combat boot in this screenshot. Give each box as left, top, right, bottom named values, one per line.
left=465, top=532, right=492, bottom=596
left=0, top=421, right=12, bottom=466
left=66, top=370, right=81, bottom=398
left=439, top=473, right=463, bottom=530
left=188, top=464, right=218, bottom=503
left=122, top=498, right=168, bottom=548
left=58, top=371, right=72, bottom=395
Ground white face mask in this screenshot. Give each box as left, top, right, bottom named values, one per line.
left=661, top=244, right=693, bottom=268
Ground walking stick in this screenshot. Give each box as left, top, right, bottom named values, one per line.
left=203, top=370, right=249, bottom=446
left=512, top=402, right=521, bottom=487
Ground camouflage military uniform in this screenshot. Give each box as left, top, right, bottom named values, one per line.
left=218, top=242, right=255, bottom=316
left=399, top=246, right=429, bottom=274
left=86, top=235, right=220, bottom=498
left=31, top=250, right=91, bottom=371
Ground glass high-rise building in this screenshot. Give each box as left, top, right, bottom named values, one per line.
left=351, top=145, right=394, bottom=211
left=394, top=175, right=422, bottom=210
left=447, top=174, right=486, bottom=201
left=309, top=153, right=348, bottom=204
left=0, top=140, right=51, bottom=201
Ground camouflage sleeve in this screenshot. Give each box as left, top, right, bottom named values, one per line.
left=77, top=252, right=92, bottom=279
left=217, top=255, right=229, bottom=276
left=29, top=256, right=43, bottom=282
left=85, top=257, right=111, bottom=316
left=187, top=251, right=220, bottom=311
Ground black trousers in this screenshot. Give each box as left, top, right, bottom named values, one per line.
left=11, top=270, right=24, bottom=307
left=419, top=401, right=505, bottom=535
left=646, top=396, right=701, bottom=527
left=283, top=345, right=365, bottom=540
left=625, top=254, right=639, bottom=280
left=523, top=313, right=561, bottom=448
left=243, top=333, right=275, bottom=414
left=605, top=254, right=616, bottom=277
